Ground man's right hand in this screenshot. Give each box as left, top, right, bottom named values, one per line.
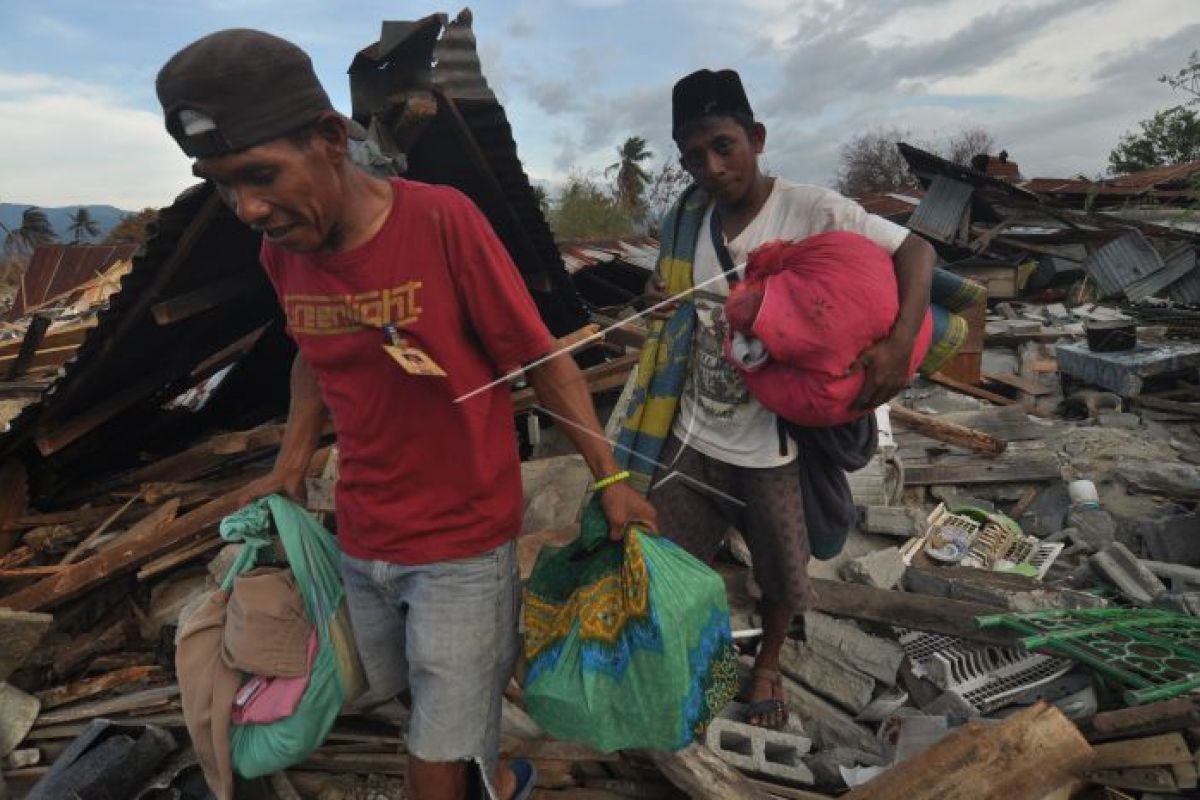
left=235, top=467, right=307, bottom=508
left=643, top=276, right=680, bottom=321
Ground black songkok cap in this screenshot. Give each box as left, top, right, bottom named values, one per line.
left=671, top=68, right=753, bottom=138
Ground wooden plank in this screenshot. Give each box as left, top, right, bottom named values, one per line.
left=903, top=455, right=1060, bottom=486
left=511, top=353, right=640, bottom=414
left=59, top=489, right=147, bottom=565
left=844, top=704, right=1092, bottom=800
left=810, top=578, right=1019, bottom=646
left=136, top=531, right=222, bottom=582
left=35, top=665, right=165, bottom=709
left=32, top=685, right=179, bottom=726
left=1089, top=697, right=1200, bottom=741
left=151, top=271, right=263, bottom=325
left=1089, top=734, right=1192, bottom=771
left=929, top=370, right=1016, bottom=405
left=888, top=403, right=1007, bottom=455
left=1135, top=396, right=1200, bottom=419
left=983, top=371, right=1053, bottom=396
left=34, top=365, right=178, bottom=455
left=0, top=490, right=241, bottom=611
left=5, top=315, right=51, bottom=380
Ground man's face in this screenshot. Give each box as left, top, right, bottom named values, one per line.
left=677, top=116, right=765, bottom=207
left=192, top=130, right=343, bottom=253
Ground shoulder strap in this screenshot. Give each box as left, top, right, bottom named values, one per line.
left=709, top=206, right=740, bottom=286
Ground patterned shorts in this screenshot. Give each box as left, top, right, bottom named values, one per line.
left=648, top=435, right=816, bottom=613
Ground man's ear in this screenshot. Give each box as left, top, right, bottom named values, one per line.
left=752, top=122, right=767, bottom=155
left=312, top=112, right=348, bottom=162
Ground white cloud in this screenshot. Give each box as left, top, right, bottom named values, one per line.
left=0, top=73, right=194, bottom=209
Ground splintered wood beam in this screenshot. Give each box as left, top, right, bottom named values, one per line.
left=0, top=492, right=233, bottom=612
left=151, top=271, right=264, bottom=325
left=888, top=403, right=1007, bottom=455
left=34, top=367, right=177, bottom=456
left=844, top=703, right=1092, bottom=800
left=5, top=314, right=51, bottom=380
left=929, top=371, right=1017, bottom=406
left=0, top=460, right=28, bottom=556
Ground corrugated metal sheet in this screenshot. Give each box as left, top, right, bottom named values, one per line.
left=1126, top=244, right=1197, bottom=302
left=1082, top=231, right=1165, bottom=299
left=906, top=175, right=973, bottom=243
left=8, top=244, right=137, bottom=320
left=1166, top=247, right=1200, bottom=304
left=560, top=237, right=659, bottom=274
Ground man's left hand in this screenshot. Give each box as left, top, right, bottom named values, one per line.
left=848, top=335, right=915, bottom=410
left=599, top=482, right=660, bottom=541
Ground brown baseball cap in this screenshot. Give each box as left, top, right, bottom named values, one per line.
left=157, top=28, right=358, bottom=159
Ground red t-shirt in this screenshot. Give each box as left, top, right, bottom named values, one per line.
left=260, top=178, right=555, bottom=564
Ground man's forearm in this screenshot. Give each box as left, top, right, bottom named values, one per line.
left=890, top=233, right=936, bottom=344
left=527, top=353, right=621, bottom=480
left=275, top=352, right=328, bottom=476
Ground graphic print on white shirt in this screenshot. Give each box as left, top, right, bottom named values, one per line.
left=672, top=179, right=911, bottom=469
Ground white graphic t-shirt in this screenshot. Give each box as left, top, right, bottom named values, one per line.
left=672, top=179, right=911, bottom=468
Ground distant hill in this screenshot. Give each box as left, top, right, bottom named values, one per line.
left=0, top=203, right=131, bottom=243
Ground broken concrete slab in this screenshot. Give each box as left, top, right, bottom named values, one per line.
left=804, top=611, right=905, bottom=686
left=1065, top=506, right=1117, bottom=553
left=1097, top=412, right=1142, bottom=429
left=903, top=566, right=1107, bottom=611
left=779, top=640, right=875, bottom=714
left=1142, top=513, right=1200, bottom=567
left=0, top=683, right=39, bottom=758
left=1141, top=560, right=1200, bottom=590
left=1119, top=460, right=1200, bottom=500
left=1019, top=482, right=1071, bottom=537
left=781, top=674, right=882, bottom=756
left=705, top=717, right=814, bottom=785
left=840, top=547, right=906, bottom=590
left=861, top=505, right=927, bottom=538
left=0, top=608, right=54, bottom=682
left=805, top=747, right=889, bottom=790
left=1090, top=542, right=1168, bottom=605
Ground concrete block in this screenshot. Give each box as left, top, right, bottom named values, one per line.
left=1143, top=513, right=1200, bottom=567
left=861, top=505, right=926, bottom=538
left=705, top=717, right=814, bottom=784
left=781, top=675, right=882, bottom=756
left=1090, top=542, right=1168, bottom=605
left=804, top=611, right=904, bottom=686
left=840, top=546, right=906, bottom=590
left=779, top=640, right=875, bottom=714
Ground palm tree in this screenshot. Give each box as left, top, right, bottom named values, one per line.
left=3, top=207, right=57, bottom=254
left=67, top=207, right=100, bottom=243
left=606, top=136, right=653, bottom=218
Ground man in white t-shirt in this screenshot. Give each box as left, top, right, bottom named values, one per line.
left=647, top=69, right=936, bottom=729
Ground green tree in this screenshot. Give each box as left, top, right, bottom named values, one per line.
left=548, top=174, right=635, bottom=240
left=606, top=136, right=653, bottom=218
left=103, top=208, right=158, bottom=247
left=67, top=207, right=100, bottom=243
left=3, top=206, right=57, bottom=254
left=1109, top=52, right=1200, bottom=174
left=1108, top=106, right=1200, bottom=174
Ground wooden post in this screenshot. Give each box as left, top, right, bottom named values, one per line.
left=6, top=314, right=51, bottom=381
left=888, top=403, right=1007, bottom=455
left=844, top=703, right=1092, bottom=800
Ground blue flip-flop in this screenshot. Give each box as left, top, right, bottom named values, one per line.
left=510, top=758, right=537, bottom=800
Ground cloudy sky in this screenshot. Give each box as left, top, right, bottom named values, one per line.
left=0, top=0, right=1197, bottom=210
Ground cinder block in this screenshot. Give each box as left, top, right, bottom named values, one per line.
left=1090, top=542, right=1167, bottom=605
left=706, top=717, right=814, bottom=785
left=804, top=611, right=904, bottom=685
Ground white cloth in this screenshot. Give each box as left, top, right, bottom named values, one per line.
left=672, top=179, right=910, bottom=468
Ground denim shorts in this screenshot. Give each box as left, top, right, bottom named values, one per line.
left=339, top=541, right=519, bottom=780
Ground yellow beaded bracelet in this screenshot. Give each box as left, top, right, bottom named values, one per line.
left=591, top=470, right=631, bottom=492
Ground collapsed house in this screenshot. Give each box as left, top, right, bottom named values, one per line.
left=2, top=12, right=1200, bottom=800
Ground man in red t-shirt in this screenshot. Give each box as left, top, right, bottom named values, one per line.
left=157, top=29, right=657, bottom=800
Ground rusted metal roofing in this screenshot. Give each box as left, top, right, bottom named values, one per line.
left=559, top=236, right=659, bottom=274
left=8, top=244, right=137, bottom=321
left=856, top=191, right=922, bottom=220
